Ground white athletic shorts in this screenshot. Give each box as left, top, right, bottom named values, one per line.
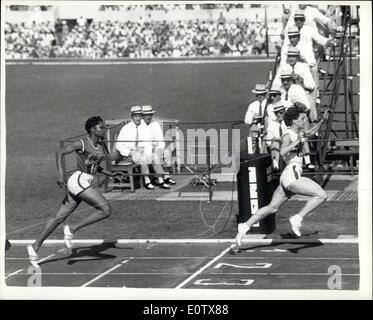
left=67, top=171, right=94, bottom=196
left=280, top=163, right=302, bottom=190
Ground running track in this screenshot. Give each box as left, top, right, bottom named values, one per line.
left=5, top=239, right=359, bottom=290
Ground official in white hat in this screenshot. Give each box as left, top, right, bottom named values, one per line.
left=265, top=101, right=288, bottom=171
left=130, top=105, right=143, bottom=115
left=245, top=84, right=268, bottom=127
left=141, top=105, right=175, bottom=188
left=141, top=105, right=156, bottom=115
left=266, top=84, right=283, bottom=122
left=251, top=83, right=268, bottom=95
left=115, top=105, right=156, bottom=189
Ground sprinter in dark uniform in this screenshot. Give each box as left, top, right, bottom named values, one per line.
left=27, top=116, right=125, bottom=267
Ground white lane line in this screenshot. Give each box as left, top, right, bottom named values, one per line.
left=35, top=248, right=67, bottom=265
left=175, top=246, right=232, bottom=289
left=8, top=238, right=359, bottom=245
left=3, top=272, right=360, bottom=276
left=81, top=259, right=129, bottom=287
left=36, top=253, right=58, bottom=264
left=6, top=59, right=275, bottom=66
left=206, top=272, right=360, bottom=276
left=5, top=269, right=24, bottom=279
left=5, top=256, right=359, bottom=260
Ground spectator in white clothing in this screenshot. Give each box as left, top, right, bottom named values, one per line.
left=265, top=85, right=283, bottom=125
left=279, top=67, right=310, bottom=111
left=265, top=101, right=288, bottom=171
left=275, top=46, right=317, bottom=121
left=141, top=105, right=176, bottom=187
left=286, top=5, right=335, bottom=32
left=115, top=106, right=158, bottom=190
left=283, top=10, right=335, bottom=56
left=281, top=26, right=316, bottom=69
left=244, top=84, right=268, bottom=153
left=244, top=83, right=268, bottom=129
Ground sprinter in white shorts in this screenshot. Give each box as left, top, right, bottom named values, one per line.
left=235, top=105, right=331, bottom=244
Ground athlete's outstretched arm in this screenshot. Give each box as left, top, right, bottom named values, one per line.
left=304, top=109, right=331, bottom=136
left=56, top=141, right=83, bottom=187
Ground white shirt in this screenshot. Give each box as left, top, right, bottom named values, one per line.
left=244, top=99, right=268, bottom=125
left=280, top=84, right=310, bottom=110
left=144, top=120, right=166, bottom=150
left=286, top=6, right=333, bottom=30
left=283, top=24, right=329, bottom=48
left=266, top=120, right=288, bottom=146
left=265, top=103, right=278, bottom=123
left=280, top=41, right=316, bottom=67
left=115, top=120, right=152, bottom=157
left=274, top=62, right=316, bottom=92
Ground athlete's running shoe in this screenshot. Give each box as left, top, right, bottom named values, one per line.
left=235, top=223, right=250, bottom=246
left=289, top=215, right=302, bottom=237
left=27, top=245, right=40, bottom=268
left=63, top=225, right=73, bottom=248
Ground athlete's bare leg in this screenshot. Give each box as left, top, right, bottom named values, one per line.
left=32, top=195, right=80, bottom=252
left=236, top=185, right=288, bottom=245
left=287, top=177, right=327, bottom=219
left=69, top=187, right=111, bottom=234
left=244, top=184, right=289, bottom=230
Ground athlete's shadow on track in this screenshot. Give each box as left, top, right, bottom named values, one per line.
left=237, top=231, right=323, bottom=254
left=38, top=242, right=134, bottom=266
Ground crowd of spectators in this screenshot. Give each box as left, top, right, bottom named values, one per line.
left=5, top=17, right=271, bottom=59
left=5, top=21, right=56, bottom=59
left=100, top=4, right=246, bottom=12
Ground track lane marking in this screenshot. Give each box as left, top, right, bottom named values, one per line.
left=3, top=272, right=360, bottom=276
left=175, top=246, right=232, bottom=289
left=8, top=238, right=359, bottom=244
left=5, top=269, right=24, bottom=279
left=5, top=256, right=360, bottom=260
left=81, top=259, right=130, bottom=287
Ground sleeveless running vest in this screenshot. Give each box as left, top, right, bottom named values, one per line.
left=281, top=129, right=304, bottom=166
left=76, top=137, right=106, bottom=175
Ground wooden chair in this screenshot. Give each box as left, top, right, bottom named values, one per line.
left=105, top=159, right=139, bottom=192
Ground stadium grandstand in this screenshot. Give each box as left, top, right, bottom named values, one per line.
left=4, top=3, right=286, bottom=58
